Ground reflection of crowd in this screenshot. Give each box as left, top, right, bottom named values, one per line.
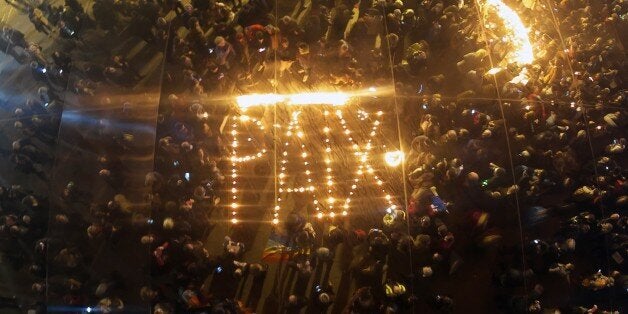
left=0, top=0, right=626, bottom=312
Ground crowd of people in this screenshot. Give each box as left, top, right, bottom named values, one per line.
left=0, top=0, right=626, bottom=312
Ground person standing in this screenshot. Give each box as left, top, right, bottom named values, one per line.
left=214, top=36, right=235, bottom=70
left=277, top=37, right=296, bottom=78
left=28, top=6, right=54, bottom=35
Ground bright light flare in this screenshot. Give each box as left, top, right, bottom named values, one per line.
left=483, top=0, right=533, bottom=65
left=236, top=94, right=285, bottom=109
left=289, top=92, right=349, bottom=106
left=234, top=88, right=390, bottom=108
left=236, top=92, right=350, bottom=108
left=487, top=67, right=503, bottom=75
left=384, top=150, right=404, bottom=167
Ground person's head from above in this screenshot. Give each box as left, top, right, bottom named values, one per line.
left=281, top=37, right=289, bottom=48
left=181, top=141, right=193, bottom=151
left=264, top=24, right=276, bottom=35
left=600, top=222, right=613, bottom=233
left=11, top=140, right=21, bottom=151
left=32, top=282, right=44, bottom=292
left=140, top=286, right=158, bottom=300
left=281, top=15, right=293, bottom=25
left=55, top=214, right=69, bottom=224
left=317, top=247, right=330, bottom=259
left=392, top=283, right=406, bottom=295
left=415, top=234, right=430, bottom=246
left=250, top=263, right=264, bottom=276
left=420, top=216, right=431, bottom=228
left=298, top=42, right=309, bottom=54
left=163, top=217, right=174, bottom=230
left=391, top=9, right=403, bottom=20
left=340, top=42, right=349, bottom=53
left=255, top=31, right=265, bottom=41
left=215, top=36, right=226, bottom=47
left=288, top=294, right=298, bottom=305
left=141, top=234, right=155, bottom=244
left=5, top=215, right=17, bottom=226
left=422, top=266, right=433, bottom=277
left=97, top=155, right=110, bottom=165
left=493, top=167, right=506, bottom=178
left=437, top=224, right=449, bottom=235
left=234, top=268, right=243, bottom=277
left=319, top=292, right=331, bottom=304
left=107, top=200, right=121, bottom=211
